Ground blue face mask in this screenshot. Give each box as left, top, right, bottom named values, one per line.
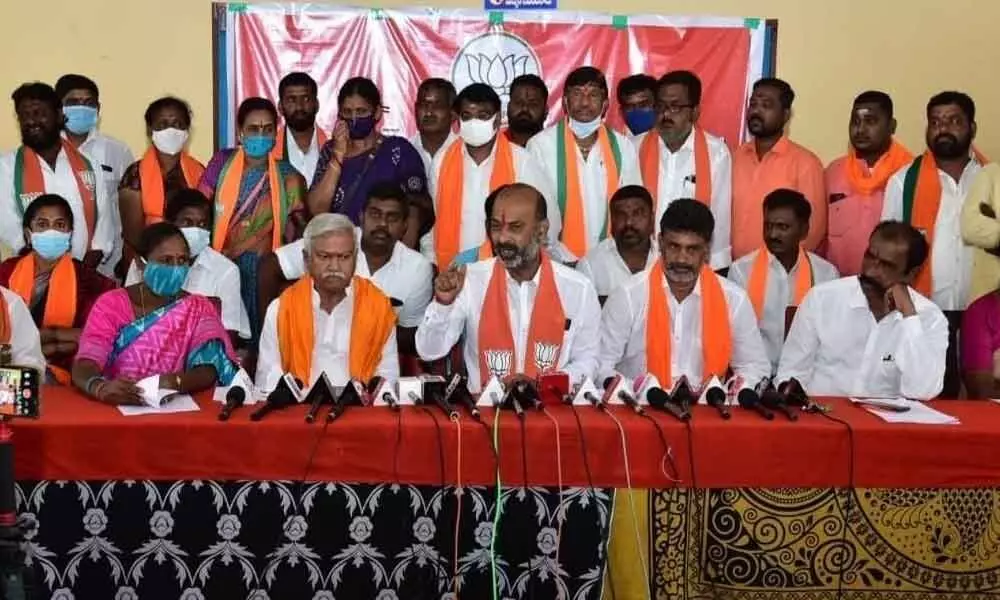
left=242, top=134, right=276, bottom=158
left=30, top=230, right=72, bottom=260
left=180, top=227, right=211, bottom=257
left=624, top=107, right=657, bottom=136
left=142, top=260, right=189, bottom=297
left=347, top=116, right=376, bottom=140
left=64, top=106, right=99, bottom=136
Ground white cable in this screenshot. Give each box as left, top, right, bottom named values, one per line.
left=604, top=408, right=650, bottom=600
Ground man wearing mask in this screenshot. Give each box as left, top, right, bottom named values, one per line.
left=598, top=198, right=770, bottom=387
left=0, top=83, right=117, bottom=278
left=728, top=189, right=839, bottom=372
left=882, top=91, right=987, bottom=397
left=506, top=74, right=548, bottom=147
left=528, top=67, right=641, bottom=263
left=273, top=72, right=327, bottom=186
left=616, top=74, right=657, bottom=138
left=732, top=78, right=826, bottom=260
left=417, top=183, right=600, bottom=393
left=577, top=185, right=657, bottom=304
left=825, top=91, right=913, bottom=276
left=778, top=222, right=948, bottom=400
left=636, top=70, right=732, bottom=270
left=423, top=83, right=556, bottom=268
left=124, top=189, right=249, bottom=343
left=411, top=78, right=458, bottom=175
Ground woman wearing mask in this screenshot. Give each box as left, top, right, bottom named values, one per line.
left=0, top=194, right=117, bottom=384
left=307, top=77, right=427, bottom=224
left=119, top=96, right=205, bottom=256
left=71, top=223, right=239, bottom=405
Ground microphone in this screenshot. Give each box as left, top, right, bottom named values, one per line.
left=779, top=377, right=810, bottom=408
left=250, top=375, right=302, bottom=421
left=760, top=387, right=799, bottom=422
left=537, top=371, right=571, bottom=405
left=367, top=376, right=399, bottom=411
left=603, top=375, right=643, bottom=414
left=702, top=379, right=730, bottom=420
left=478, top=376, right=506, bottom=407
left=399, top=377, right=424, bottom=406
left=571, top=377, right=603, bottom=408
left=304, top=373, right=335, bottom=423
left=670, top=375, right=696, bottom=413
left=445, top=374, right=479, bottom=420
left=736, top=378, right=774, bottom=420
left=327, top=378, right=364, bottom=423
left=218, top=386, right=246, bottom=421
left=511, top=379, right=542, bottom=411
left=424, top=375, right=458, bottom=419
left=646, top=387, right=691, bottom=421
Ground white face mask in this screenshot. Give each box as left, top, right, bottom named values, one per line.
left=568, top=116, right=602, bottom=139
left=459, top=117, right=497, bottom=148
left=180, top=226, right=210, bottom=257
left=151, top=127, right=190, bottom=155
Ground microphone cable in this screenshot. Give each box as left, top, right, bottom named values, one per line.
left=637, top=411, right=681, bottom=484
left=540, top=407, right=564, bottom=568
left=817, top=410, right=856, bottom=600
left=517, top=411, right=537, bottom=600
left=569, top=405, right=616, bottom=600
left=416, top=404, right=446, bottom=593
left=489, top=407, right=503, bottom=600
left=450, top=413, right=463, bottom=598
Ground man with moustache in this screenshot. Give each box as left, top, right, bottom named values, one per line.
left=599, top=198, right=769, bottom=387
left=506, top=74, right=548, bottom=147
left=0, top=83, right=117, bottom=277
left=778, top=222, right=947, bottom=399
left=416, top=183, right=601, bottom=393
left=882, top=91, right=987, bottom=397
left=636, top=70, right=732, bottom=270
left=577, top=185, right=657, bottom=304
left=256, top=213, right=400, bottom=393
left=616, top=74, right=658, bottom=138
left=411, top=78, right=458, bottom=175
left=273, top=72, right=327, bottom=185
left=732, top=78, right=826, bottom=260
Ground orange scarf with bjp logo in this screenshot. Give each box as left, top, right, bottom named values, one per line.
left=745, top=247, right=813, bottom=322
left=14, top=140, right=96, bottom=246
left=138, top=147, right=205, bottom=224
left=639, top=127, right=713, bottom=213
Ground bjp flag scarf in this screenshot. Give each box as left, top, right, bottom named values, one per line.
left=14, top=140, right=97, bottom=245
left=212, top=148, right=289, bottom=252
left=557, top=121, right=622, bottom=257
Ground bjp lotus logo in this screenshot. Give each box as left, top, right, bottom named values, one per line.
left=451, top=31, right=542, bottom=115
left=533, top=342, right=560, bottom=372
left=485, top=350, right=513, bottom=379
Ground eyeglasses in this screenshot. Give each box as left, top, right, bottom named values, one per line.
left=657, top=103, right=694, bottom=115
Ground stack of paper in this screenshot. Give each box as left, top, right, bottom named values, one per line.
left=850, top=397, right=959, bottom=425
left=117, top=375, right=201, bottom=416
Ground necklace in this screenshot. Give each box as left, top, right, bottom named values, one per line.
left=138, top=284, right=148, bottom=333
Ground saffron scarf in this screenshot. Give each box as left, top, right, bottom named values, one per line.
left=845, top=140, right=913, bottom=196
left=745, top=248, right=813, bottom=322
left=212, top=148, right=289, bottom=252
left=10, top=254, right=77, bottom=384
left=271, top=126, right=329, bottom=162
left=139, top=147, right=205, bottom=224
left=646, top=261, right=731, bottom=386
left=14, top=141, right=96, bottom=244
left=557, top=121, right=622, bottom=257
left=276, top=275, right=397, bottom=385
left=434, top=134, right=516, bottom=267
left=639, top=127, right=712, bottom=213
left=477, top=254, right=565, bottom=387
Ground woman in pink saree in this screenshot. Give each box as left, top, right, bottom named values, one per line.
left=71, top=223, right=239, bottom=404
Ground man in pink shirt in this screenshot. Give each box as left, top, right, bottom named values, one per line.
left=825, top=91, right=913, bottom=275
left=732, top=78, right=826, bottom=260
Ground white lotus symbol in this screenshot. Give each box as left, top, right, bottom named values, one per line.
left=464, top=54, right=532, bottom=104
left=485, top=350, right=513, bottom=379
left=534, top=342, right=560, bottom=372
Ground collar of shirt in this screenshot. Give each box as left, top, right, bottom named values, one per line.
left=662, top=269, right=704, bottom=304
left=505, top=260, right=542, bottom=292
left=286, top=126, right=320, bottom=156
left=662, top=128, right=696, bottom=157
left=739, top=134, right=790, bottom=160
left=311, top=282, right=355, bottom=313
left=355, top=228, right=404, bottom=278
left=845, top=275, right=904, bottom=322
left=613, top=238, right=657, bottom=270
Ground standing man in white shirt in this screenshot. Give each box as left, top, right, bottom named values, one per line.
left=506, top=74, right=548, bottom=148
left=777, top=221, right=948, bottom=399
left=576, top=185, right=657, bottom=304
left=422, top=83, right=557, bottom=268
left=881, top=91, right=986, bottom=397
left=410, top=78, right=458, bottom=176
left=527, top=67, right=641, bottom=263
left=728, top=189, right=839, bottom=372
left=0, top=83, right=116, bottom=278
left=416, top=183, right=601, bottom=393
left=616, top=74, right=658, bottom=139
left=273, top=72, right=326, bottom=186
left=599, top=198, right=770, bottom=388
left=635, top=70, right=732, bottom=270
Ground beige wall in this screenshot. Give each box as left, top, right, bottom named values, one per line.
left=1, top=0, right=998, bottom=163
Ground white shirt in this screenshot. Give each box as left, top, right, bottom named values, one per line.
left=275, top=230, right=433, bottom=328
left=409, top=132, right=459, bottom=179
left=0, top=147, right=117, bottom=276
left=527, top=125, right=642, bottom=260
left=284, top=126, right=323, bottom=186
left=0, top=286, right=45, bottom=376
left=125, top=247, right=251, bottom=339
left=415, top=258, right=601, bottom=393
left=728, top=249, right=840, bottom=371
left=576, top=237, right=657, bottom=300
left=882, top=158, right=982, bottom=311
left=419, top=139, right=559, bottom=265
left=256, top=285, right=400, bottom=394
left=777, top=276, right=948, bottom=399
left=598, top=267, right=771, bottom=386
left=633, top=129, right=733, bottom=268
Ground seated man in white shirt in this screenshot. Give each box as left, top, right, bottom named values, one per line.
left=0, top=286, right=46, bottom=376
left=599, top=198, right=770, bottom=389
left=256, top=214, right=399, bottom=393
left=777, top=221, right=948, bottom=399
left=577, top=185, right=657, bottom=304
left=728, top=189, right=839, bottom=371
left=416, top=183, right=601, bottom=393
left=125, top=189, right=250, bottom=343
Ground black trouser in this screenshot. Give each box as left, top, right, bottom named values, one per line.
left=942, top=310, right=963, bottom=398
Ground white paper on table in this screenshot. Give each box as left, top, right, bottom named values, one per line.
left=118, top=394, right=200, bottom=416
left=850, top=397, right=959, bottom=425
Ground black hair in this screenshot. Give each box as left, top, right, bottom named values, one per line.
left=138, top=222, right=189, bottom=259
left=563, top=67, right=608, bottom=98
left=165, top=189, right=213, bottom=226
left=753, top=77, right=795, bottom=110
left=337, top=77, right=381, bottom=108
left=659, top=198, right=714, bottom=243
left=279, top=72, right=318, bottom=99
left=454, top=83, right=501, bottom=114
left=11, top=82, right=61, bottom=112
left=144, top=96, right=192, bottom=128
left=853, top=90, right=894, bottom=119
left=54, top=74, right=99, bottom=101
left=927, top=90, right=975, bottom=122
left=23, top=194, right=74, bottom=230
left=363, top=181, right=410, bottom=219
left=510, top=74, right=549, bottom=104
left=871, top=221, right=930, bottom=274
left=485, top=183, right=547, bottom=224
left=658, top=70, right=703, bottom=106
left=236, top=97, right=278, bottom=127
left=610, top=185, right=654, bottom=211
left=417, top=78, right=457, bottom=105
left=616, top=74, right=657, bottom=105
left=763, top=188, right=812, bottom=224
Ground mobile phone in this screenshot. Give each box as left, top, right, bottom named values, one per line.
left=0, top=366, right=40, bottom=419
